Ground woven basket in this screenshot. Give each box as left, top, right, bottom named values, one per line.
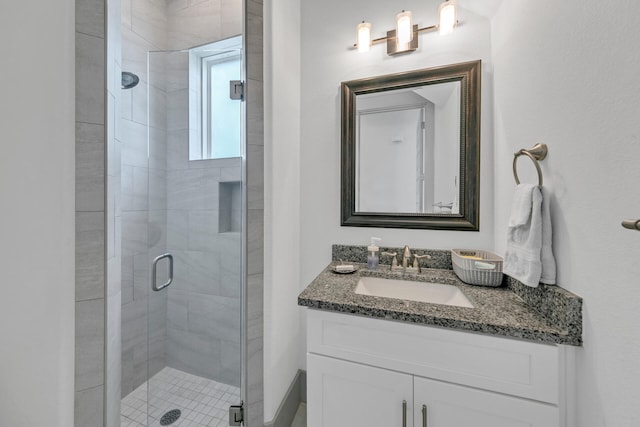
left=451, top=249, right=504, bottom=287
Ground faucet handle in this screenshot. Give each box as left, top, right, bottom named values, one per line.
left=381, top=252, right=398, bottom=270
left=412, top=254, right=432, bottom=273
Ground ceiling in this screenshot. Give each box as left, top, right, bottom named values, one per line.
left=457, top=0, right=504, bottom=19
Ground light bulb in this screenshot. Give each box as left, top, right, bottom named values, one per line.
left=396, top=10, right=413, bottom=45
left=357, top=21, right=372, bottom=53
left=439, top=0, right=457, bottom=35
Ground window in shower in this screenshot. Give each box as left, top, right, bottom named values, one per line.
left=189, top=36, right=242, bottom=160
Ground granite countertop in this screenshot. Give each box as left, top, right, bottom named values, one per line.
left=298, top=246, right=583, bottom=346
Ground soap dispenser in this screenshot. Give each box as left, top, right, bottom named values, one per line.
left=367, top=237, right=382, bottom=270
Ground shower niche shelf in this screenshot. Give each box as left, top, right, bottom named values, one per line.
left=219, top=181, right=242, bottom=233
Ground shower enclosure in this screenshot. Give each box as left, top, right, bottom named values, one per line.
left=118, top=33, right=245, bottom=427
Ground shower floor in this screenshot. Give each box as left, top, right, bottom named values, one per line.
left=120, top=367, right=240, bottom=427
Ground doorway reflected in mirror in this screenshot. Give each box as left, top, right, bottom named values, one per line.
left=356, top=82, right=461, bottom=214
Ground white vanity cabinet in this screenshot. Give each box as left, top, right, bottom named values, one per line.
left=413, top=376, right=559, bottom=426
left=308, top=354, right=414, bottom=427
left=307, top=310, right=573, bottom=427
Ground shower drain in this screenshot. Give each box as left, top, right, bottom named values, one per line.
left=159, top=409, right=182, bottom=426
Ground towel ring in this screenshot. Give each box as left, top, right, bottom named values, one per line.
left=513, top=143, right=548, bottom=186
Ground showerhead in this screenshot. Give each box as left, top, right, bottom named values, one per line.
left=121, top=71, right=140, bottom=89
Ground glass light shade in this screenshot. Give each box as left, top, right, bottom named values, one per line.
left=396, top=10, right=413, bottom=44
left=438, top=0, right=457, bottom=35
left=357, top=22, right=372, bottom=53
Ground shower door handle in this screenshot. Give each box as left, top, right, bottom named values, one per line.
left=152, top=253, right=173, bottom=291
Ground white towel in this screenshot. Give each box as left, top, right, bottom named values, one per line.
left=539, top=187, right=556, bottom=285
left=503, top=184, right=556, bottom=287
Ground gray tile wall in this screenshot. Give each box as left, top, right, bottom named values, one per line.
left=75, top=0, right=107, bottom=424
left=121, top=0, right=246, bottom=398
left=246, top=0, right=264, bottom=425
left=166, top=0, right=242, bottom=50
left=120, top=0, right=169, bottom=398
left=76, top=0, right=262, bottom=423
left=161, top=6, right=243, bottom=385
left=76, top=0, right=125, bottom=425
left=165, top=161, right=243, bottom=385
left=106, top=0, right=124, bottom=424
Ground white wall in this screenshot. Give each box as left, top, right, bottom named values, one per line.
left=492, top=1, right=640, bottom=424
left=265, top=1, right=497, bottom=419
left=299, top=0, right=495, bottom=290
left=0, top=0, right=75, bottom=425
left=263, top=0, right=303, bottom=422
left=268, top=1, right=640, bottom=424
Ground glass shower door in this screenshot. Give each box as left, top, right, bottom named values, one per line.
left=146, top=42, right=244, bottom=427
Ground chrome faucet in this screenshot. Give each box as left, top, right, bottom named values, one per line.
left=401, top=246, right=412, bottom=268
left=383, top=246, right=432, bottom=272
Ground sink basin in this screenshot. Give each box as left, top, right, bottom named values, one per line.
left=355, top=276, right=474, bottom=308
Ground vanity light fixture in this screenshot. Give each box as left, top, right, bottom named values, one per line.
left=357, top=21, right=372, bottom=53
left=438, top=0, right=457, bottom=35
left=396, top=10, right=414, bottom=44
left=355, top=0, right=458, bottom=56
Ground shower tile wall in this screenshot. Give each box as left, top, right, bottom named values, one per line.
left=166, top=0, right=241, bottom=50
left=121, top=0, right=243, bottom=398
left=120, top=0, right=168, bottom=398
left=107, top=0, right=124, bottom=425
left=162, top=0, right=243, bottom=388
left=76, top=0, right=262, bottom=424
left=245, top=0, right=265, bottom=425
left=75, top=0, right=109, bottom=425
left=165, top=157, right=243, bottom=385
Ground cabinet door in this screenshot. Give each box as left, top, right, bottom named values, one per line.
left=413, top=376, right=559, bottom=427
left=308, top=354, right=413, bottom=427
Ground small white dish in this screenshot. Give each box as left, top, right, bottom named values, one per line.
left=331, top=266, right=358, bottom=274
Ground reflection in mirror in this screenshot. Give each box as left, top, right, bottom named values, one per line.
left=341, top=60, right=481, bottom=230
left=356, top=82, right=461, bottom=214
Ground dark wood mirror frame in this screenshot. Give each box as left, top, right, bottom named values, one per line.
left=340, top=60, right=481, bottom=230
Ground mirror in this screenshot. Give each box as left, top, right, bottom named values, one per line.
left=341, top=60, right=481, bottom=230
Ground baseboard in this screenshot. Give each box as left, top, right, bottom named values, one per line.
left=263, top=370, right=306, bottom=427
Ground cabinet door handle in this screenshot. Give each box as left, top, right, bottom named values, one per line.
left=402, top=400, right=407, bottom=427
left=422, top=404, right=428, bottom=427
